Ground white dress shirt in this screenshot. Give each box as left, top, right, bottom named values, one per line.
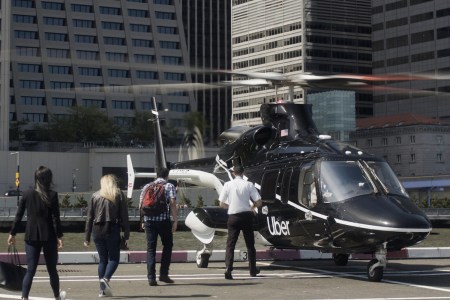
left=219, top=176, right=261, bottom=214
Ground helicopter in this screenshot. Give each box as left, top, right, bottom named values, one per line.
left=126, top=94, right=432, bottom=282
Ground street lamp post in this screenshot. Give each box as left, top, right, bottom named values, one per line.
left=72, top=168, right=79, bottom=192
left=10, top=152, right=20, bottom=206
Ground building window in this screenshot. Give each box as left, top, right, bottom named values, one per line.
left=133, top=39, right=153, bottom=48
left=13, top=15, right=36, bottom=23
left=45, top=32, right=68, bottom=41
left=396, top=154, right=401, bottom=163
left=22, top=113, right=46, bottom=123
left=47, top=48, right=70, bottom=58
left=128, top=9, right=148, bottom=17
left=20, top=96, right=45, bottom=105
left=48, top=65, right=71, bottom=74
left=100, top=6, right=121, bottom=15
left=18, top=64, right=41, bottom=72
left=437, top=153, right=443, bottom=162
left=157, top=26, right=177, bottom=34
left=169, top=103, right=189, bottom=112
left=15, top=30, right=38, bottom=39
left=16, top=47, right=39, bottom=56
left=410, top=135, right=416, bottom=143
left=155, top=11, right=175, bottom=19
left=75, top=35, right=97, bottom=44
left=411, top=30, right=434, bottom=44
left=164, top=72, right=185, bottom=81
left=162, top=56, right=183, bottom=65
left=367, top=139, right=372, bottom=147
left=160, top=41, right=179, bottom=49
left=104, top=37, right=126, bottom=45
left=79, top=67, right=102, bottom=76
left=154, top=0, right=172, bottom=4
left=42, top=1, right=64, bottom=10
left=82, top=99, right=105, bottom=108
left=130, top=24, right=150, bottom=32
left=73, top=19, right=95, bottom=28
left=134, top=54, right=155, bottom=64
left=108, top=69, right=130, bottom=78
left=76, top=50, right=99, bottom=60
left=396, top=136, right=401, bottom=144
left=80, top=83, right=102, bottom=92
left=71, top=4, right=93, bottom=12
left=410, top=153, right=416, bottom=162
left=13, top=0, right=34, bottom=8
left=106, top=52, right=128, bottom=62
left=112, top=100, right=134, bottom=109
left=382, top=137, right=388, bottom=145
left=114, top=116, right=133, bottom=126
left=43, top=17, right=65, bottom=26
left=53, top=97, right=74, bottom=107
left=20, top=80, right=44, bottom=89
left=50, top=81, right=73, bottom=90
left=437, top=135, right=443, bottom=144
left=102, top=22, right=123, bottom=30
left=136, top=71, right=158, bottom=79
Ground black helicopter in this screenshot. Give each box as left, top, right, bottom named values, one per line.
left=127, top=96, right=432, bottom=282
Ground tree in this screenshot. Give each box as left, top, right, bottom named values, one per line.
left=128, top=111, right=155, bottom=144
left=34, top=106, right=120, bottom=143
left=73, top=194, right=88, bottom=208
left=195, top=195, right=205, bottom=208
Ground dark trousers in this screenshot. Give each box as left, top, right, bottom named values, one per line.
left=225, top=212, right=257, bottom=272
left=145, top=219, right=173, bottom=280
left=93, top=223, right=121, bottom=286
left=23, top=240, right=60, bottom=299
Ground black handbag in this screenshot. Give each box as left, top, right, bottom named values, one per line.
left=0, top=245, right=27, bottom=291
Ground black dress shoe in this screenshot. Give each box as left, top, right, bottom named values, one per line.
left=159, top=275, right=174, bottom=283
left=224, top=271, right=233, bottom=280
left=149, top=280, right=158, bottom=286
left=250, top=268, right=260, bottom=277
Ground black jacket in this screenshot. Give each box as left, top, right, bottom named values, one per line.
left=10, top=189, right=63, bottom=242
left=84, top=191, right=130, bottom=242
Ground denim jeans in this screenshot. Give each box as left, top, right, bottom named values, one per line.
left=93, top=223, right=121, bottom=286
left=145, top=219, right=173, bottom=280
left=23, top=240, right=60, bottom=299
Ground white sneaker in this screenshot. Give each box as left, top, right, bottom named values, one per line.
left=99, top=291, right=106, bottom=298
left=100, top=278, right=113, bottom=297
left=59, top=290, right=66, bottom=300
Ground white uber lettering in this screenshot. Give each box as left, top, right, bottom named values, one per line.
left=267, top=216, right=290, bottom=236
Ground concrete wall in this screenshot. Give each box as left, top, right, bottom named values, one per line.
left=0, top=147, right=219, bottom=198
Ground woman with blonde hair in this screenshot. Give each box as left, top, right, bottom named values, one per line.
left=84, top=174, right=130, bottom=297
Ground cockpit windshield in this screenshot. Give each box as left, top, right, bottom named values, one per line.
left=320, top=161, right=374, bottom=203
left=319, top=160, right=408, bottom=203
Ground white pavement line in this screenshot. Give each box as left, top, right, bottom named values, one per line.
left=260, top=262, right=450, bottom=294
left=311, top=298, right=450, bottom=300
left=0, top=294, right=59, bottom=300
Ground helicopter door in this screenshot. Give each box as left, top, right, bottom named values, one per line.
left=298, top=164, right=328, bottom=246
left=260, top=169, right=280, bottom=203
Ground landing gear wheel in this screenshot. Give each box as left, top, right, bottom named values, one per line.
left=333, top=253, right=349, bottom=266
left=367, top=259, right=384, bottom=282
left=196, top=253, right=210, bottom=268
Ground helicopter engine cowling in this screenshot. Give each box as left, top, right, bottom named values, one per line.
left=217, top=125, right=274, bottom=164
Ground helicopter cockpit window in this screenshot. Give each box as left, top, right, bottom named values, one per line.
left=300, top=169, right=317, bottom=208
left=365, top=161, right=408, bottom=197
left=320, top=161, right=374, bottom=203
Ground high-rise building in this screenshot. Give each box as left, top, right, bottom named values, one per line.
left=181, top=0, right=232, bottom=145
left=372, top=0, right=450, bottom=119
left=230, top=0, right=372, bottom=127
left=0, top=0, right=196, bottom=151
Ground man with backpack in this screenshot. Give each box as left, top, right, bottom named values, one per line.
left=139, top=167, right=178, bottom=286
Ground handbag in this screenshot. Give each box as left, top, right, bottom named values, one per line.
left=120, top=235, right=129, bottom=250
left=0, top=245, right=27, bottom=291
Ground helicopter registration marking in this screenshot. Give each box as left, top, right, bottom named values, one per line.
left=267, top=216, right=290, bottom=236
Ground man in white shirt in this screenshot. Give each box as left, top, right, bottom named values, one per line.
left=219, top=165, right=262, bottom=280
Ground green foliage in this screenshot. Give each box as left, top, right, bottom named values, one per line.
left=213, top=199, right=220, bottom=206
left=60, top=194, right=73, bottom=208
left=128, top=111, right=155, bottom=143
left=195, top=195, right=204, bottom=208
left=73, top=194, right=88, bottom=208
left=178, top=192, right=192, bottom=208
left=9, top=120, right=27, bottom=142
left=184, top=111, right=209, bottom=134
left=33, top=106, right=120, bottom=143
